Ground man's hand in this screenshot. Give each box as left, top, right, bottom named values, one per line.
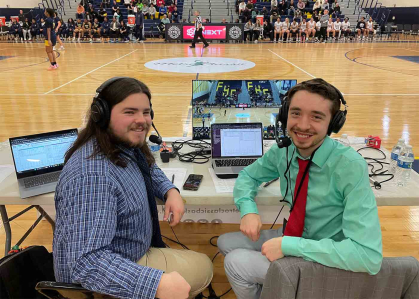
left=156, top=272, right=191, bottom=299
left=261, top=237, right=284, bottom=262
left=240, top=213, right=262, bottom=242
left=163, top=189, right=184, bottom=227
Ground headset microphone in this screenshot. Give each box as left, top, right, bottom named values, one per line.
left=149, top=134, right=162, bottom=145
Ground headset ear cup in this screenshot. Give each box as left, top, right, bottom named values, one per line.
left=91, top=99, right=110, bottom=128
left=328, top=111, right=346, bottom=135
left=91, top=101, right=103, bottom=124
left=100, top=99, right=110, bottom=128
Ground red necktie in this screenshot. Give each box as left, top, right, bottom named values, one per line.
left=284, top=158, right=310, bottom=237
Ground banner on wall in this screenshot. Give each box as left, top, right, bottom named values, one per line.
left=183, top=25, right=227, bottom=40
left=0, top=17, right=6, bottom=26
left=165, top=23, right=244, bottom=42
left=10, top=16, right=19, bottom=22
left=166, top=23, right=182, bottom=41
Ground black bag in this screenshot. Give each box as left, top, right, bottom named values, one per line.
left=0, top=246, right=55, bottom=299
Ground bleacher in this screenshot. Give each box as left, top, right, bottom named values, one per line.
left=90, top=0, right=184, bottom=38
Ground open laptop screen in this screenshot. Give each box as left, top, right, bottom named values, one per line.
left=211, top=123, right=263, bottom=158
left=9, top=129, right=78, bottom=179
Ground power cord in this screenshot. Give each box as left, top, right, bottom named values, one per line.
left=357, top=147, right=394, bottom=189
left=171, top=139, right=212, bottom=164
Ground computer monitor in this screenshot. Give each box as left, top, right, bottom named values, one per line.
left=192, top=79, right=297, bottom=140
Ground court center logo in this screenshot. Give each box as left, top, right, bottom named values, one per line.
left=229, top=26, right=242, bottom=40
left=168, top=26, right=181, bottom=39
left=144, top=57, right=255, bottom=74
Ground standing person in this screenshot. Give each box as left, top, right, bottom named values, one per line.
left=135, top=9, right=144, bottom=42
left=44, top=8, right=58, bottom=70
left=54, top=12, right=65, bottom=50
left=190, top=11, right=209, bottom=49
left=319, top=9, right=329, bottom=42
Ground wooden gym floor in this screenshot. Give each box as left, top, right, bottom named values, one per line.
left=0, top=42, right=419, bottom=298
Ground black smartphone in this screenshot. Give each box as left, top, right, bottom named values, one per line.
left=183, top=174, right=203, bottom=191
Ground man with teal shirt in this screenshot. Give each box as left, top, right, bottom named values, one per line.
left=217, top=78, right=382, bottom=299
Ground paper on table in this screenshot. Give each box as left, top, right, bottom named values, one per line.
left=348, top=136, right=366, bottom=145
left=160, top=168, right=188, bottom=190
left=0, top=165, right=15, bottom=184
left=208, top=168, right=236, bottom=193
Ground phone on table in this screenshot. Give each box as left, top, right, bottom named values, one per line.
left=183, top=174, right=203, bottom=191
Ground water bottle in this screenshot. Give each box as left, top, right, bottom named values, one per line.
left=389, top=138, right=405, bottom=174
left=148, top=131, right=161, bottom=152
left=339, top=134, right=350, bottom=147
left=396, top=145, right=414, bottom=187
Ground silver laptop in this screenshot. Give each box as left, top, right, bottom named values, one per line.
left=9, top=129, right=78, bottom=198
left=211, top=123, right=263, bottom=179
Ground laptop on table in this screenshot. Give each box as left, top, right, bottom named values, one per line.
left=211, top=123, right=263, bottom=179
left=9, top=129, right=78, bottom=198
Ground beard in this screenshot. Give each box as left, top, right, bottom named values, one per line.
left=107, top=124, right=150, bottom=149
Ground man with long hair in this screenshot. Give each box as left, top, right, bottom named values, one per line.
left=53, top=77, right=213, bottom=299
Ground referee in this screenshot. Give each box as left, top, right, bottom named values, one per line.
left=190, top=10, right=209, bottom=48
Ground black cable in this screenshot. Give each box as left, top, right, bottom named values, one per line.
left=162, top=235, right=189, bottom=250
left=357, top=146, right=395, bottom=187
left=209, top=236, right=218, bottom=247
left=270, top=205, right=285, bottom=229
left=171, top=139, right=211, bottom=164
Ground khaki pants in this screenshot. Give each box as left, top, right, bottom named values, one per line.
left=137, top=248, right=213, bottom=298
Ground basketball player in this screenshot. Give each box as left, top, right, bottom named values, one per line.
left=274, top=17, right=282, bottom=43
left=290, top=19, right=299, bottom=42
left=332, top=17, right=341, bottom=40
left=91, top=18, right=101, bottom=41
left=366, top=17, right=374, bottom=40
left=53, top=12, right=65, bottom=50
left=341, top=17, right=351, bottom=40
left=82, top=18, right=92, bottom=42
left=75, top=18, right=83, bottom=41
left=190, top=11, right=209, bottom=48
left=326, top=17, right=333, bottom=40
left=44, top=8, right=57, bottom=70
left=307, top=17, right=316, bottom=41
left=281, top=18, right=290, bottom=42
left=299, top=18, right=307, bottom=42
left=356, top=16, right=366, bottom=40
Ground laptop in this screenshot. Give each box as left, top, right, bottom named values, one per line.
left=9, top=129, right=78, bottom=198
left=211, top=123, right=263, bottom=179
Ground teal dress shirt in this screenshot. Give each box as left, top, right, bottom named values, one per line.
left=233, top=136, right=383, bottom=275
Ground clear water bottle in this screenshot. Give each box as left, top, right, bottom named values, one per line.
left=396, top=145, right=414, bottom=187
left=389, top=138, right=405, bottom=174
left=339, top=134, right=350, bottom=147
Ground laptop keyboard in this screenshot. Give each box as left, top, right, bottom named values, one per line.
left=215, top=159, right=257, bottom=167
left=23, top=172, right=60, bottom=189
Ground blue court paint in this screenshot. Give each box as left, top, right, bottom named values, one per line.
left=272, top=113, right=278, bottom=118
left=236, top=113, right=250, bottom=118
left=392, top=56, right=419, bottom=64
left=0, top=56, right=13, bottom=61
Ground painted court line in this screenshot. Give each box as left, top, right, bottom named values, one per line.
left=44, top=49, right=138, bottom=95
left=268, top=49, right=316, bottom=78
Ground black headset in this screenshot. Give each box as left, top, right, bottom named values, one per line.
left=274, top=81, right=347, bottom=148
left=91, top=77, right=154, bottom=129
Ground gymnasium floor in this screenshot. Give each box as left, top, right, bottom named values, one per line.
left=0, top=41, right=418, bottom=298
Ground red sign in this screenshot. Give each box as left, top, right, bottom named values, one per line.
left=0, top=17, right=6, bottom=26
left=127, top=14, right=135, bottom=26
left=183, top=25, right=226, bottom=40
left=10, top=16, right=19, bottom=22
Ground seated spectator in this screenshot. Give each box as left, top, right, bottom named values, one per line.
left=142, top=4, right=150, bottom=19
left=119, top=20, right=129, bottom=41
left=98, top=5, right=107, bottom=22
left=273, top=17, right=281, bottom=42
left=313, top=10, right=320, bottom=22
left=333, top=3, right=341, bottom=18
left=112, top=3, right=118, bottom=14
left=124, top=0, right=131, bottom=8
left=172, top=7, right=179, bottom=23
left=157, top=0, right=165, bottom=7
left=110, top=17, right=120, bottom=42
left=159, top=5, right=167, bottom=19
left=313, top=0, right=321, bottom=13
left=22, top=18, right=31, bottom=41
left=277, top=0, right=286, bottom=15
left=149, top=4, right=157, bottom=19
left=102, top=0, right=110, bottom=9
left=67, top=18, right=75, bottom=41
left=270, top=6, right=279, bottom=23
left=101, top=17, right=110, bottom=42
left=165, top=0, right=173, bottom=6
left=332, top=17, right=341, bottom=39
left=242, top=7, right=251, bottom=23
left=76, top=4, right=85, bottom=19
left=299, top=17, right=308, bottom=42
left=321, top=0, right=330, bottom=13
left=30, top=19, right=39, bottom=41
left=271, top=0, right=278, bottom=9
left=91, top=18, right=101, bottom=40
left=168, top=3, right=176, bottom=14
left=10, top=19, right=22, bottom=41
left=307, top=17, right=316, bottom=40
left=261, top=7, right=270, bottom=21
left=253, top=19, right=262, bottom=43
left=161, top=14, right=170, bottom=25
left=263, top=19, right=273, bottom=41
left=281, top=17, right=290, bottom=42
left=294, top=9, right=303, bottom=22
left=356, top=16, right=366, bottom=39
left=297, top=0, right=306, bottom=13
left=57, top=18, right=67, bottom=40
left=221, top=18, right=228, bottom=24
left=290, top=18, right=299, bottom=41
left=114, top=8, right=123, bottom=23
left=74, top=18, right=83, bottom=41
left=243, top=19, right=254, bottom=42
left=365, top=16, right=375, bottom=39
left=288, top=0, right=296, bottom=15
